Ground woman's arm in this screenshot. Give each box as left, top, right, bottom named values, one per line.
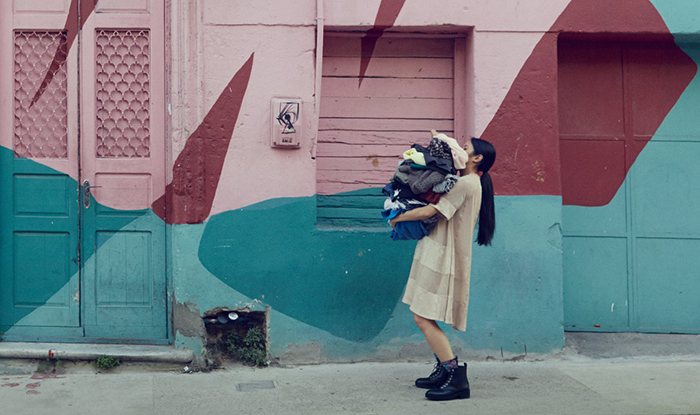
left=389, top=205, right=438, bottom=229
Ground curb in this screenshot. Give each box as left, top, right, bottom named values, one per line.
left=0, top=342, right=194, bottom=363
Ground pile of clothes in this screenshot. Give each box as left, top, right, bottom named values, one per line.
left=382, top=132, right=469, bottom=240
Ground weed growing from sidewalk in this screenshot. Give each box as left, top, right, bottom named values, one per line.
left=37, top=358, right=66, bottom=374
left=225, top=327, right=268, bottom=367
left=94, top=355, right=121, bottom=371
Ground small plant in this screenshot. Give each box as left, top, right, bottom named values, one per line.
left=225, top=327, right=268, bottom=367
left=37, top=358, right=64, bottom=373
left=94, top=355, right=121, bottom=371
left=37, top=358, right=51, bottom=373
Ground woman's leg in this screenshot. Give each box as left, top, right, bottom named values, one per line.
left=413, top=312, right=454, bottom=362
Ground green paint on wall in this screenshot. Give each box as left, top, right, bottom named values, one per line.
left=198, top=196, right=414, bottom=341
left=650, top=0, right=700, bottom=37
left=197, top=193, right=566, bottom=353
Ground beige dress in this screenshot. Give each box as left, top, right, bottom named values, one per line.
left=402, top=173, right=482, bottom=331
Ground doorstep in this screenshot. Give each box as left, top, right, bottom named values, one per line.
left=0, top=342, right=194, bottom=363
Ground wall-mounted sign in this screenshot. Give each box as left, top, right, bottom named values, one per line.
left=271, top=98, right=301, bottom=148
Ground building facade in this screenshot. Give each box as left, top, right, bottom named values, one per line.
left=1, top=0, right=699, bottom=362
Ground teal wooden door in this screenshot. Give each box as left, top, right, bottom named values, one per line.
left=0, top=0, right=167, bottom=343
left=559, top=40, right=700, bottom=333
left=0, top=6, right=84, bottom=339
left=0, top=158, right=83, bottom=338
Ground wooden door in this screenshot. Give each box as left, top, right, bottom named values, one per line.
left=0, top=0, right=82, bottom=337
left=80, top=0, right=167, bottom=340
left=0, top=0, right=167, bottom=342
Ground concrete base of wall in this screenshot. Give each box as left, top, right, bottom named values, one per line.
left=565, top=332, right=700, bottom=359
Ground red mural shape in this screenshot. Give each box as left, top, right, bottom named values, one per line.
left=152, top=53, right=255, bottom=224
left=482, top=0, right=697, bottom=205
left=29, top=0, right=97, bottom=108
left=359, top=0, right=407, bottom=87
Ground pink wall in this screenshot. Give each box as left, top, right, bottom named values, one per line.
left=168, top=0, right=574, bottom=214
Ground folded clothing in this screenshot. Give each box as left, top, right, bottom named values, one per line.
left=427, top=136, right=453, bottom=160
left=391, top=160, right=411, bottom=184
left=433, top=133, right=469, bottom=170
left=381, top=208, right=429, bottom=241
left=411, top=144, right=456, bottom=176
left=420, top=189, right=441, bottom=204
left=403, top=148, right=426, bottom=166
left=381, top=135, right=460, bottom=241
left=433, top=174, right=459, bottom=194
left=406, top=167, right=446, bottom=195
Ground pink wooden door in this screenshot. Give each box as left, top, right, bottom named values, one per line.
left=80, top=0, right=167, bottom=340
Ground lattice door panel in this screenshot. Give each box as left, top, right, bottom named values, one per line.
left=13, top=31, right=69, bottom=159
left=95, top=29, right=151, bottom=158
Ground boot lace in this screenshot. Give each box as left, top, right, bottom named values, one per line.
left=439, top=369, right=455, bottom=389
left=428, top=363, right=442, bottom=378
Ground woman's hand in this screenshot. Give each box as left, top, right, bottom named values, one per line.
left=389, top=217, right=398, bottom=229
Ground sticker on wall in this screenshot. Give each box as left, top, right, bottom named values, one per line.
left=271, top=98, right=301, bottom=148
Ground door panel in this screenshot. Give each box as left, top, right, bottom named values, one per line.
left=13, top=0, right=70, bottom=13
left=635, top=238, right=700, bottom=331
left=563, top=237, right=630, bottom=330
left=95, top=0, right=151, bottom=13
left=83, top=213, right=166, bottom=339
left=634, top=141, right=700, bottom=236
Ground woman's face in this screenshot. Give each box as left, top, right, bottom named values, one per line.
left=463, top=139, right=475, bottom=156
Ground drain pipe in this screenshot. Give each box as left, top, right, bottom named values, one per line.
left=312, top=0, right=324, bottom=160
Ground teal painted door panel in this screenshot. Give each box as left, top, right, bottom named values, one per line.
left=634, top=141, right=700, bottom=236
left=82, top=207, right=167, bottom=340
left=635, top=238, right=700, bottom=331
left=0, top=157, right=80, bottom=331
left=561, top=184, right=628, bottom=236
left=563, top=236, right=630, bottom=330
left=631, top=141, right=700, bottom=332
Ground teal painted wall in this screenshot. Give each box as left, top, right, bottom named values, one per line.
left=173, top=194, right=564, bottom=359
left=651, top=0, right=700, bottom=40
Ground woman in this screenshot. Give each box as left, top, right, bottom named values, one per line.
left=389, top=137, right=496, bottom=401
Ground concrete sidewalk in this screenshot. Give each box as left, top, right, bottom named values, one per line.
left=2, top=357, right=699, bottom=415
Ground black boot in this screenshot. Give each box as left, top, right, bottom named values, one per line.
left=415, top=356, right=449, bottom=389
left=425, top=363, right=470, bottom=401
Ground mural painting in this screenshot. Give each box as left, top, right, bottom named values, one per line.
left=2, top=0, right=700, bottom=358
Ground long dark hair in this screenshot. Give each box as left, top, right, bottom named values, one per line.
left=471, top=137, right=496, bottom=246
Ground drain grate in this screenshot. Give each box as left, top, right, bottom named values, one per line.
left=235, top=380, right=276, bottom=392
